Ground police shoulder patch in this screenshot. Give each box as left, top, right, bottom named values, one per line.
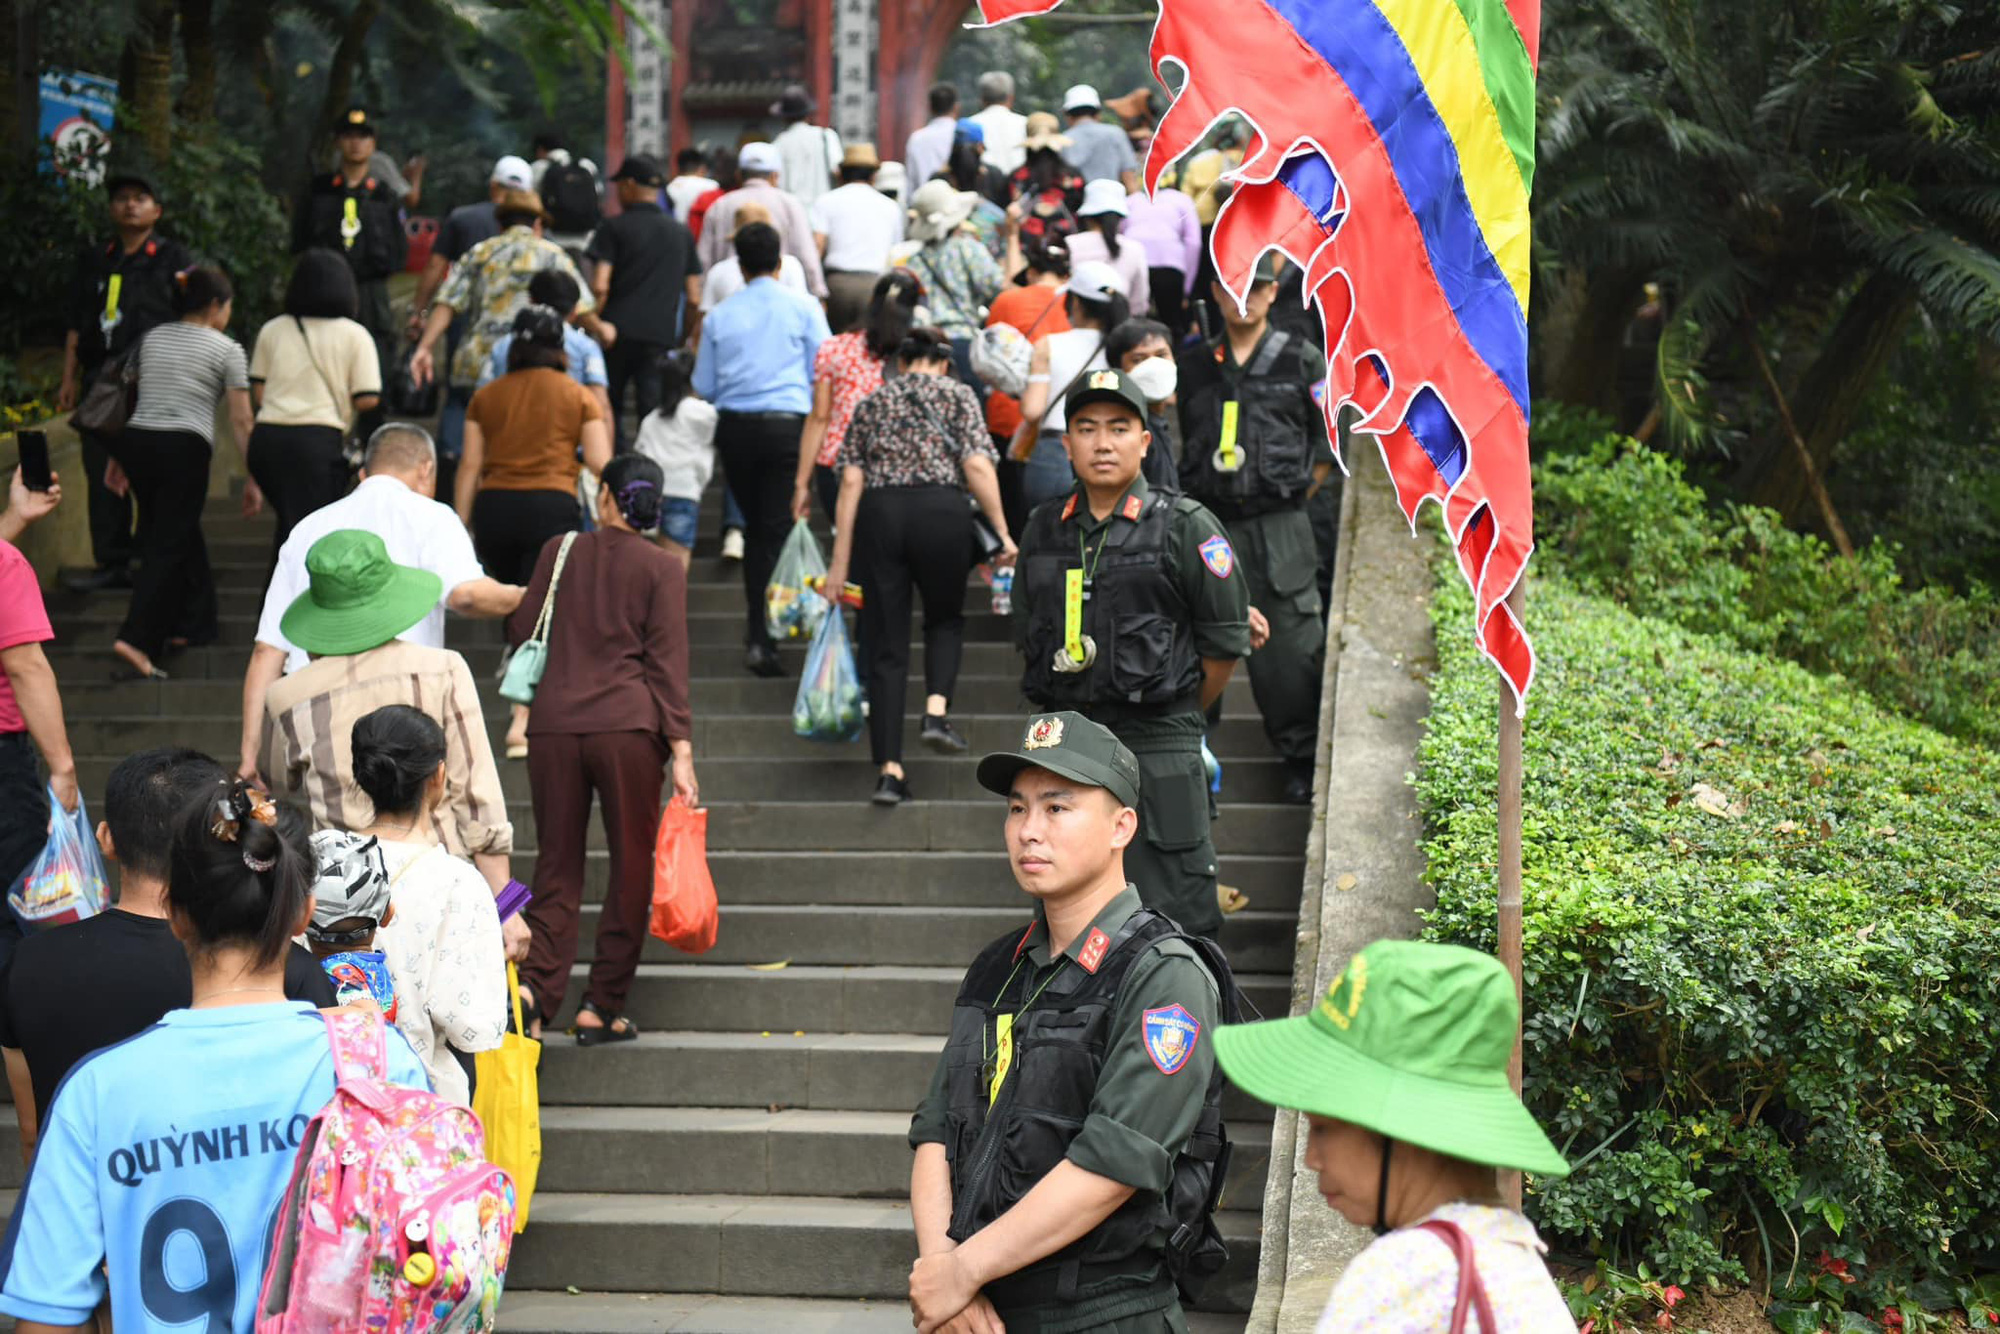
left=1142, top=1004, right=1201, bottom=1075
left=1198, top=534, right=1235, bottom=579
left=1077, top=927, right=1111, bottom=973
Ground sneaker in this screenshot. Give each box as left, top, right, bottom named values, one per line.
left=920, top=714, right=968, bottom=754
left=720, top=528, right=746, bottom=561
left=872, top=773, right=913, bottom=806
left=744, top=643, right=784, bottom=678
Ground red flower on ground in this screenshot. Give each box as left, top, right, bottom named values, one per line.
left=1654, top=1314, right=1674, bottom=1330
left=1882, top=1309, right=1904, bottom=1330
left=1662, top=1285, right=1685, bottom=1310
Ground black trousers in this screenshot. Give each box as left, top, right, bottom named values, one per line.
left=1149, top=268, right=1191, bottom=342
left=855, top=485, right=972, bottom=766
left=715, top=411, right=806, bottom=651
left=606, top=339, right=669, bottom=451
left=247, top=423, right=348, bottom=566
left=813, top=463, right=840, bottom=526
left=75, top=419, right=135, bottom=570
left=0, top=734, right=44, bottom=975
left=471, top=488, right=582, bottom=587
left=112, top=426, right=217, bottom=658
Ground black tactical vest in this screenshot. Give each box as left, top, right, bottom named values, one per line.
left=301, top=177, right=407, bottom=282
left=1018, top=489, right=1204, bottom=710
left=941, top=909, right=1239, bottom=1302
left=1178, top=331, right=1318, bottom=512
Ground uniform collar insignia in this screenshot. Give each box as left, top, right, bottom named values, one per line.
left=1060, top=493, right=1078, bottom=522
left=1120, top=494, right=1143, bottom=521
left=1076, top=927, right=1112, bottom=974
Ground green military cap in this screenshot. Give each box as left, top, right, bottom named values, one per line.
left=1064, top=366, right=1149, bottom=426
left=977, top=711, right=1142, bottom=810
left=1213, top=939, right=1570, bottom=1177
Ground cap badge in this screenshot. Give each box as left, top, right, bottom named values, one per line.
left=347, top=109, right=366, bottom=124
left=1087, top=370, right=1121, bottom=390
left=1316, top=953, right=1368, bottom=1031
left=1024, top=716, right=1065, bottom=750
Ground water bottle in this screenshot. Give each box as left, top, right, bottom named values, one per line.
left=990, top=565, right=1013, bottom=616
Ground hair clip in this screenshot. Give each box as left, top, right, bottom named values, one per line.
left=242, top=848, right=277, bottom=874
left=617, top=479, right=657, bottom=497
left=209, top=784, right=279, bottom=844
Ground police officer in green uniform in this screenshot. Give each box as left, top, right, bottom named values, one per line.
left=294, top=106, right=407, bottom=419
left=909, top=711, right=1237, bottom=1333
left=1010, top=369, right=1250, bottom=940
left=1177, top=255, right=1336, bottom=805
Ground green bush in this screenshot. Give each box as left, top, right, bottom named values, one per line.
left=1419, top=572, right=2000, bottom=1286
left=1536, top=437, right=2000, bottom=747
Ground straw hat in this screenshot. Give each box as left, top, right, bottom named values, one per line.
left=1022, top=112, right=1072, bottom=154
left=907, top=179, right=978, bottom=242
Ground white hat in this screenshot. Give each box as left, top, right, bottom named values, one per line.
left=491, top=154, right=533, bottom=190
left=908, top=179, right=979, bottom=242
left=874, top=160, right=908, bottom=199
left=738, top=142, right=782, bottom=175
left=1078, top=178, right=1129, bottom=219
left=1063, top=84, right=1102, bottom=112
left=1068, top=260, right=1124, bottom=305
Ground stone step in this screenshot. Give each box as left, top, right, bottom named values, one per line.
left=506, top=1193, right=1260, bottom=1310
left=62, top=713, right=1283, bottom=762
left=531, top=1033, right=1276, bottom=1123
left=495, top=1291, right=1247, bottom=1333
left=559, top=903, right=1297, bottom=975
left=536, top=1106, right=1271, bottom=1203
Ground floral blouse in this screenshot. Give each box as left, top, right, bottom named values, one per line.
left=1317, top=1203, right=1578, bottom=1333
left=812, top=331, right=887, bottom=467
left=901, top=235, right=1004, bottom=339
left=836, top=373, right=996, bottom=489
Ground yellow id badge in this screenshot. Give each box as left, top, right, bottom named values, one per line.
left=989, top=1014, right=1014, bottom=1106
left=1216, top=400, right=1242, bottom=472
left=1063, top=569, right=1086, bottom=663
left=104, top=273, right=123, bottom=322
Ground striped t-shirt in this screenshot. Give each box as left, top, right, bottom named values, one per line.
left=126, top=320, right=250, bottom=444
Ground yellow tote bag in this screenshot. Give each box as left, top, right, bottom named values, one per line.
left=474, top=963, right=543, bottom=1229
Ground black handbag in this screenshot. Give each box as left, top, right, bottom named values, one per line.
left=72, top=346, right=139, bottom=437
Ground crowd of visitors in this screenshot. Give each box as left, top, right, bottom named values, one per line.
left=0, top=62, right=1354, bottom=1329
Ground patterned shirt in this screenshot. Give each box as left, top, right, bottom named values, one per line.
left=258, top=639, right=513, bottom=860
left=374, top=840, right=509, bottom=1105
left=436, top=225, right=596, bottom=388
left=900, top=235, right=1004, bottom=340
left=1316, top=1203, right=1578, bottom=1333
left=812, top=332, right=888, bottom=467
left=837, top=373, right=995, bottom=489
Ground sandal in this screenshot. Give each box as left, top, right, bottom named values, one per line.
left=571, top=1000, right=639, bottom=1047
left=505, top=737, right=529, bottom=761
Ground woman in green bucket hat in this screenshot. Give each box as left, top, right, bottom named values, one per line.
left=1214, top=939, right=1577, bottom=1331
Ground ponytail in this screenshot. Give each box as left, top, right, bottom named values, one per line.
left=172, top=263, right=234, bottom=318
left=1094, top=212, right=1122, bottom=261
left=167, top=779, right=311, bottom=968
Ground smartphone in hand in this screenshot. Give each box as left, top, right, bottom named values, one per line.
left=16, top=430, right=52, bottom=492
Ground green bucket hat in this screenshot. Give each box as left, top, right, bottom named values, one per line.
left=280, top=530, right=443, bottom=657
left=1213, top=939, right=1569, bottom=1177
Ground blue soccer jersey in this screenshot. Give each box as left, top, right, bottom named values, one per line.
left=0, top=1001, right=429, bottom=1332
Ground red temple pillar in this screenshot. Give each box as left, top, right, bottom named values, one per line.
left=877, top=0, right=966, bottom=160
left=808, top=0, right=835, bottom=129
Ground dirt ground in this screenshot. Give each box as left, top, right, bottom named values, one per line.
left=1669, top=1287, right=1976, bottom=1333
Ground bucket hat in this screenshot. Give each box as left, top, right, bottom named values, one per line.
left=1078, top=178, right=1129, bottom=219
left=908, top=179, right=978, bottom=242
left=1213, top=939, right=1570, bottom=1176
left=280, top=530, right=443, bottom=657
left=1022, top=112, right=1072, bottom=154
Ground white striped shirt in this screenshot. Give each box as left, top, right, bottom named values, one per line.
left=126, top=320, right=249, bottom=444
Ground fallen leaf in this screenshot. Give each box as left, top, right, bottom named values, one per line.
left=1657, top=750, right=1682, bottom=774
left=747, top=960, right=792, bottom=971
left=1856, top=924, right=1876, bottom=942
left=565, top=1286, right=581, bottom=1296
left=1804, top=748, right=1829, bottom=768
left=1335, top=873, right=1358, bottom=892
left=760, top=1031, right=772, bottom=1038
left=1698, top=737, right=1729, bottom=751
left=1773, top=820, right=1802, bottom=834
left=1690, top=782, right=1742, bottom=819
left=792, top=1030, right=806, bottom=1037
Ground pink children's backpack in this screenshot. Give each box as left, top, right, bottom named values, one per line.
left=257, top=1008, right=517, bottom=1333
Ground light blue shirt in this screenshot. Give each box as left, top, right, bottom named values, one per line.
left=692, top=276, right=829, bottom=414
left=480, top=325, right=610, bottom=389
left=0, top=1002, right=430, bottom=1332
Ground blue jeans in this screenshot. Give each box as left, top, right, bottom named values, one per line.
left=1022, top=430, right=1075, bottom=513
left=723, top=488, right=745, bottom=533
left=437, top=385, right=474, bottom=459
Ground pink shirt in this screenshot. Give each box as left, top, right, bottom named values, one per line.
left=0, top=542, right=53, bottom=734
left=812, top=332, right=887, bottom=467
left=1317, top=1203, right=1577, bottom=1333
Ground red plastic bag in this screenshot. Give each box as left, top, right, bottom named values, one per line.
left=650, top=798, right=718, bottom=954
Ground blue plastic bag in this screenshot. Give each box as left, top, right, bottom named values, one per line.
left=793, top=609, right=865, bottom=743
left=7, top=785, right=111, bottom=930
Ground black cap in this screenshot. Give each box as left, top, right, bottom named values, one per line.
left=103, top=169, right=160, bottom=201
left=1251, top=253, right=1283, bottom=285
left=771, top=85, right=816, bottom=119
left=977, top=712, right=1143, bottom=810
left=1063, top=367, right=1149, bottom=425
left=336, top=106, right=377, bottom=136
left=611, top=154, right=666, bottom=188
left=512, top=303, right=567, bottom=350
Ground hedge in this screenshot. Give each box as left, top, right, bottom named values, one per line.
left=1418, top=571, right=2000, bottom=1290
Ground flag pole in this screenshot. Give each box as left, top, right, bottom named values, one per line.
left=1497, top=579, right=1525, bottom=1209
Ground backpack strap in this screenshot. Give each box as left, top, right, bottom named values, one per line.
left=1417, top=1219, right=1498, bottom=1334
left=321, top=1006, right=390, bottom=1085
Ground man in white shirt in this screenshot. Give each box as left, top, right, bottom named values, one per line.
left=695, top=143, right=829, bottom=298
left=771, top=85, right=841, bottom=208
left=967, top=71, right=1028, bottom=177
left=810, top=142, right=906, bottom=332
left=667, top=146, right=721, bottom=221
left=237, top=423, right=524, bottom=782
left=904, top=82, right=960, bottom=191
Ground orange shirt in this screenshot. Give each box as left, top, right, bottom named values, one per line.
left=984, top=283, right=1071, bottom=439
left=465, top=366, right=604, bottom=493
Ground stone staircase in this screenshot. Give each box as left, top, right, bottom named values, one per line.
left=20, top=489, right=1308, bottom=1331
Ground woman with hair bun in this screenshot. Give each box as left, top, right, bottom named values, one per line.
left=504, top=453, right=698, bottom=1044
left=110, top=262, right=262, bottom=681
left=0, top=779, right=429, bottom=1333
left=822, top=326, right=1013, bottom=806
left=346, top=703, right=509, bottom=1102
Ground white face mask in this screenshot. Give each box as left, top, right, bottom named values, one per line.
left=1127, top=355, right=1178, bottom=404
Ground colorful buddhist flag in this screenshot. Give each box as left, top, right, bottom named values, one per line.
left=972, top=0, right=1541, bottom=708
